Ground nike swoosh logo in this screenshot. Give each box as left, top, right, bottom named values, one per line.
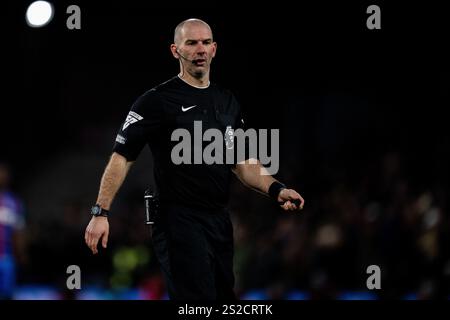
left=181, top=105, right=197, bottom=112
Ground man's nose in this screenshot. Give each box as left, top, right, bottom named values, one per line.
left=196, top=44, right=207, bottom=55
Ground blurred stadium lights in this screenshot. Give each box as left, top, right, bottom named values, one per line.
left=13, top=285, right=62, bottom=300
left=25, top=1, right=54, bottom=28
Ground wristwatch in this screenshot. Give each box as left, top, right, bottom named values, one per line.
left=90, top=204, right=109, bottom=217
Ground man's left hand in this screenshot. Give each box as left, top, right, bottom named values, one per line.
left=278, top=189, right=305, bottom=211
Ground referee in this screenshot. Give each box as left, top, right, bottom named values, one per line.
left=84, top=18, right=305, bottom=300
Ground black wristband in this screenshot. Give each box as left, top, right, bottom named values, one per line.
left=268, top=181, right=286, bottom=201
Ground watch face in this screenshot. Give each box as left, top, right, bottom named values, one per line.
left=91, top=206, right=100, bottom=215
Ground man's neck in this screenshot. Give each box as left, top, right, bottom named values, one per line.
left=178, top=72, right=210, bottom=88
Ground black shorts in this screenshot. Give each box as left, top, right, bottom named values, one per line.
left=151, top=203, right=236, bottom=300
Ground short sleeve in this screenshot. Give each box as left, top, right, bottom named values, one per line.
left=112, top=90, right=164, bottom=161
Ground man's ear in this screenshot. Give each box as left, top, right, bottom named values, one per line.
left=170, top=44, right=179, bottom=59
left=211, top=42, right=217, bottom=58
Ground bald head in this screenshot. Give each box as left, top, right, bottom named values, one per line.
left=174, top=18, right=213, bottom=45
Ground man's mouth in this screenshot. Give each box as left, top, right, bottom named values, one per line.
left=192, top=59, right=206, bottom=66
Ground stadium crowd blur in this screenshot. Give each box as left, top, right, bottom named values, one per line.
left=5, top=88, right=450, bottom=300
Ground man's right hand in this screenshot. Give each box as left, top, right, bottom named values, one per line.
left=84, top=216, right=109, bottom=254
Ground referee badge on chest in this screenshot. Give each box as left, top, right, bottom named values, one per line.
left=224, top=126, right=234, bottom=150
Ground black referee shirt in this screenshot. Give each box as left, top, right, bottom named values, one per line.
left=113, top=76, right=246, bottom=210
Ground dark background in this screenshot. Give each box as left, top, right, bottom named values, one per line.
left=2, top=0, right=450, bottom=299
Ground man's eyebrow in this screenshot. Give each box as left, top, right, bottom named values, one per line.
left=185, top=38, right=213, bottom=44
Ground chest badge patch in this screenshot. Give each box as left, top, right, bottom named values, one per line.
left=224, top=126, right=234, bottom=149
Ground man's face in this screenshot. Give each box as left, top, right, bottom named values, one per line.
left=177, top=23, right=217, bottom=78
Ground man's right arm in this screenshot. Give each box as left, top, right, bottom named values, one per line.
left=85, top=89, right=162, bottom=254
left=84, top=152, right=133, bottom=254
left=96, top=152, right=133, bottom=210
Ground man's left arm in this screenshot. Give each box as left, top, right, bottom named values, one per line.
left=232, top=158, right=305, bottom=211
